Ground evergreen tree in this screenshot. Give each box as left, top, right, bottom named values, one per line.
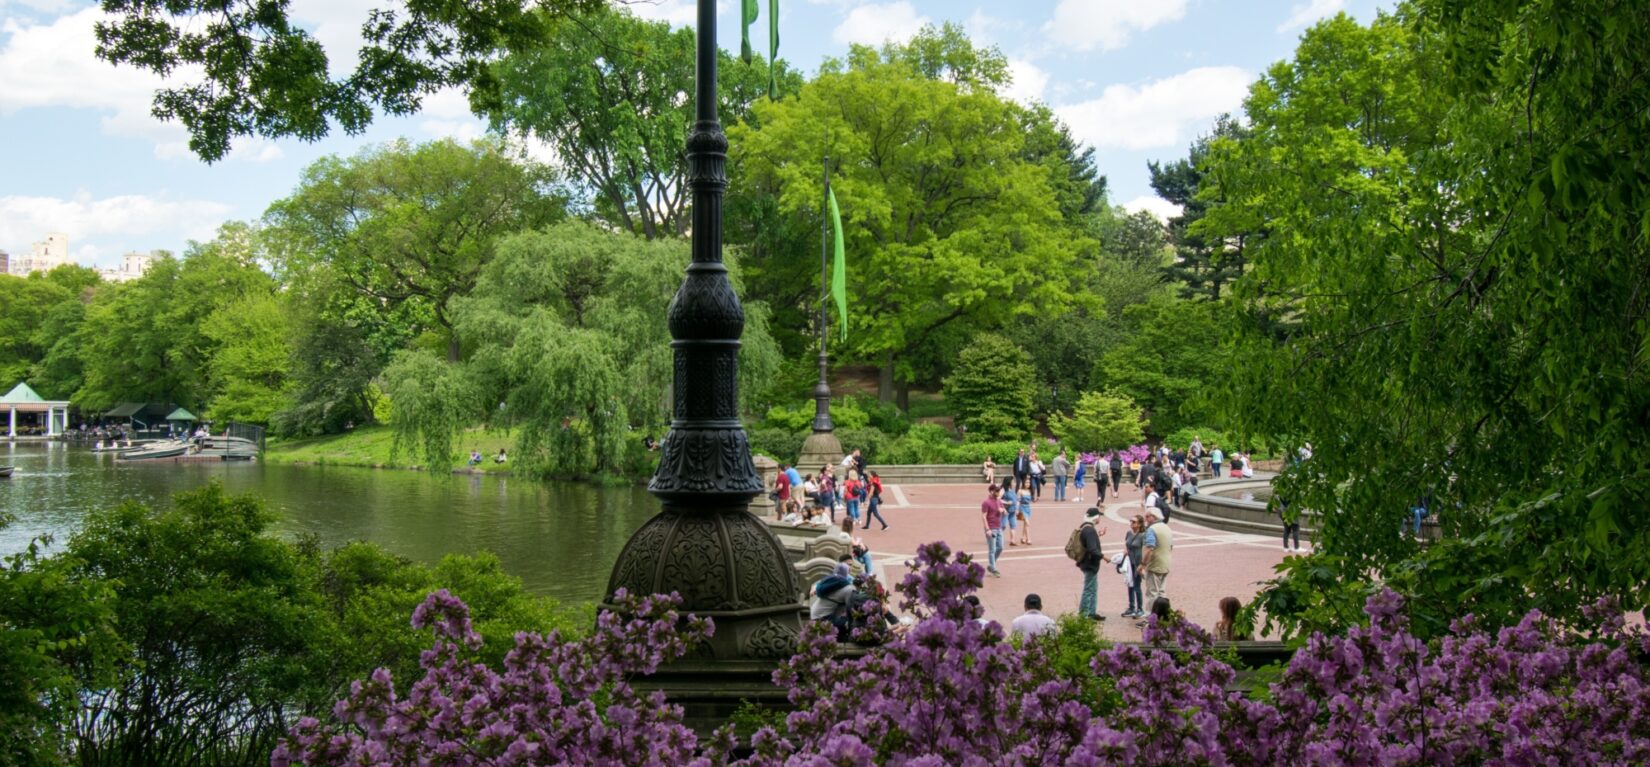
left=1148, top=117, right=1253, bottom=301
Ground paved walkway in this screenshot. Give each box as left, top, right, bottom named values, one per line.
left=850, top=478, right=1306, bottom=641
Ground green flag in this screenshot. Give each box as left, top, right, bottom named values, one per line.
left=741, top=0, right=758, bottom=63
left=767, top=0, right=779, bottom=99
left=828, top=186, right=847, bottom=340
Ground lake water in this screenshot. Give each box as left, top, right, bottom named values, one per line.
left=0, top=441, right=659, bottom=604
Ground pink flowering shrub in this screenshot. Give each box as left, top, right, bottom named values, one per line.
left=271, top=588, right=712, bottom=766
left=1104, top=444, right=1152, bottom=466
left=279, top=546, right=1650, bottom=766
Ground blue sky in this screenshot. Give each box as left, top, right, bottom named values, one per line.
left=0, top=0, right=1388, bottom=269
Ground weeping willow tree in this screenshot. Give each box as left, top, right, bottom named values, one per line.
left=381, top=350, right=480, bottom=471
left=452, top=220, right=780, bottom=476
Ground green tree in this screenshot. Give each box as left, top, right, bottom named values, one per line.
left=201, top=295, right=293, bottom=424
left=75, top=227, right=274, bottom=411
left=1149, top=117, right=1253, bottom=301
left=943, top=334, right=1036, bottom=441
left=0, top=527, right=121, bottom=765
left=95, top=0, right=603, bottom=162
left=456, top=221, right=780, bottom=475
left=64, top=483, right=324, bottom=765
left=488, top=6, right=801, bottom=239
left=1050, top=390, right=1146, bottom=452
left=1091, top=294, right=1221, bottom=437
left=732, top=35, right=1082, bottom=405
left=0, top=275, right=74, bottom=385
left=265, top=138, right=563, bottom=362
left=1211, top=7, right=1650, bottom=635
left=381, top=349, right=480, bottom=471
left=1005, top=204, right=1168, bottom=415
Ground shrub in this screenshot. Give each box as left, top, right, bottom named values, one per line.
left=943, top=333, right=1036, bottom=440
left=762, top=398, right=869, bottom=432
left=853, top=395, right=912, bottom=436
left=1049, top=390, right=1147, bottom=452
left=747, top=427, right=805, bottom=464
left=834, top=426, right=892, bottom=464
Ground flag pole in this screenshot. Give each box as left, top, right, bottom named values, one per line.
left=811, top=130, right=835, bottom=433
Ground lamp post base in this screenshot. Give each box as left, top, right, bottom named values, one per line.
left=605, top=504, right=803, bottom=660
left=796, top=431, right=844, bottom=474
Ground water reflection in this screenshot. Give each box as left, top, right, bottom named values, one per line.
left=0, top=442, right=656, bottom=603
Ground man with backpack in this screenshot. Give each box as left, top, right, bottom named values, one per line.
left=1067, top=507, right=1108, bottom=622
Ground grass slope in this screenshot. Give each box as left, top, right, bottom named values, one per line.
left=265, top=425, right=516, bottom=473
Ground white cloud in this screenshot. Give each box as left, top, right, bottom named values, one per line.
left=0, top=0, right=81, bottom=14
left=1055, top=66, right=1251, bottom=151
left=620, top=0, right=729, bottom=27
left=1122, top=195, right=1182, bottom=221
left=1044, top=0, right=1187, bottom=52
left=624, top=0, right=696, bottom=25
left=287, top=0, right=379, bottom=74
left=964, top=9, right=1011, bottom=44
left=0, top=8, right=281, bottom=162
left=1003, top=58, right=1048, bottom=105
left=0, top=192, right=233, bottom=256
left=1278, top=0, right=1346, bottom=32
left=832, top=1, right=929, bottom=46
left=419, top=119, right=485, bottom=143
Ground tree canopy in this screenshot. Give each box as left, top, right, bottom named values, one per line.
left=732, top=29, right=1084, bottom=401
left=1212, top=6, right=1650, bottom=634
left=265, top=138, right=564, bottom=362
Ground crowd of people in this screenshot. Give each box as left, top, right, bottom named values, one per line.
left=793, top=438, right=1282, bottom=643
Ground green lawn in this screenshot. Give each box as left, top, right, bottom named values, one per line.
left=265, top=425, right=516, bottom=472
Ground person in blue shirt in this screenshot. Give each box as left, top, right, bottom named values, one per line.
left=1014, top=479, right=1034, bottom=546
left=1002, top=484, right=1021, bottom=545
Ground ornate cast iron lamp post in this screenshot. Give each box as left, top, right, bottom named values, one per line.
left=604, top=0, right=802, bottom=659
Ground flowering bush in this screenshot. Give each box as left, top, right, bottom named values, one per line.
left=280, top=545, right=1650, bottom=766
left=1104, top=443, right=1152, bottom=466
left=272, top=589, right=712, bottom=766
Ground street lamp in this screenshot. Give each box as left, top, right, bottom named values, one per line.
left=603, top=0, right=803, bottom=661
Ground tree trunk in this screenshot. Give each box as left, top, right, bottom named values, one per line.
left=878, top=352, right=895, bottom=403
left=447, top=335, right=461, bottom=363
left=896, top=380, right=910, bottom=412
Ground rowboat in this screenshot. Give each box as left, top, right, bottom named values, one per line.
left=116, top=441, right=191, bottom=460
left=0, top=466, right=13, bottom=478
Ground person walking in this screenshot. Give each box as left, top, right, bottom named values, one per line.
left=819, top=467, right=838, bottom=523
left=1014, top=479, right=1034, bottom=545
left=1109, top=452, right=1123, bottom=495
left=863, top=471, right=889, bottom=531
left=774, top=464, right=793, bottom=520
left=1029, top=451, right=1045, bottom=501
left=981, top=484, right=1006, bottom=578
left=1122, top=515, right=1146, bottom=618
left=1051, top=450, right=1071, bottom=502
left=1138, top=512, right=1174, bottom=609
left=1278, top=495, right=1301, bottom=551
left=1076, top=507, right=1107, bottom=621
left=1072, top=453, right=1087, bottom=503
left=1210, top=445, right=1224, bottom=477
left=843, top=473, right=863, bottom=523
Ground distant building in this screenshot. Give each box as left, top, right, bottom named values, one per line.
left=10, top=233, right=70, bottom=275
left=0, top=250, right=8, bottom=275
left=100, top=251, right=157, bottom=282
